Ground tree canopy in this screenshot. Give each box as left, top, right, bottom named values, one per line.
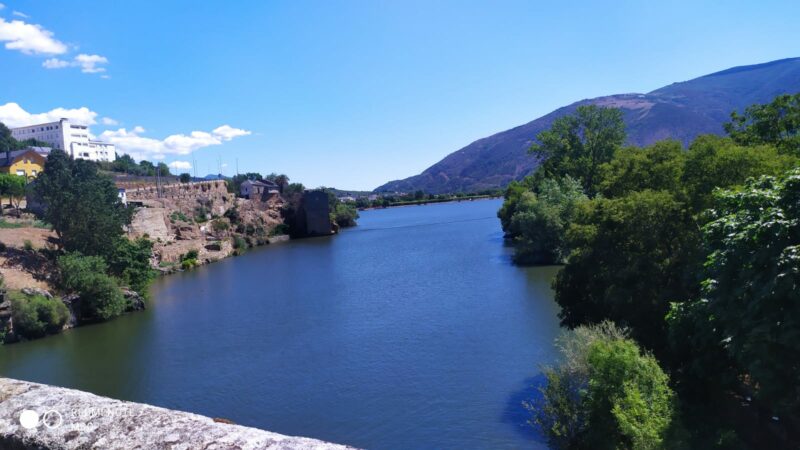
left=531, top=105, right=626, bottom=197
left=725, top=92, right=800, bottom=155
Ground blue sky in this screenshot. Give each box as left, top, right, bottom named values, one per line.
left=0, top=0, right=798, bottom=190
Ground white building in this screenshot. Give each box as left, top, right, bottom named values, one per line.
left=10, top=118, right=116, bottom=162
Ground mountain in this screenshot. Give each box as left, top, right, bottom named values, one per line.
left=376, top=57, right=800, bottom=194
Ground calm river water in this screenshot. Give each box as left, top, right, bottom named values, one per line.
left=0, top=199, right=561, bottom=449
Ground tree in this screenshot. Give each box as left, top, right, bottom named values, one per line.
left=553, top=190, right=701, bottom=352
left=332, top=203, right=359, bottom=228
left=497, top=178, right=537, bottom=235
left=33, top=149, right=132, bottom=257
left=530, top=322, right=677, bottom=450
left=678, top=169, right=800, bottom=416
left=275, top=174, right=289, bottom=193
left=598, top=140, right=686, bottom=199
left=681, top=135, right=797, bottom=212
left=531, top=105, right=626, bottom=197
left=724, top=93, right=800, bottom=155
left=10, top=292, right=70, bottom=339
left=507, top=176, right=587, bottom=264
left=179, top=172, right=192, bottom=183
left=0, top=173, right=26, bottom=215
left=58, top=253, right=126, bottom=322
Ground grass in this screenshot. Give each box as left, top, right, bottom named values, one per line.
left=0, top=219, right=52, bottom=230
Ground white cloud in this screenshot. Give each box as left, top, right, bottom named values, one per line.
left=212, top=125, right=251, bottom=140
left=101, top=117, right=118, bottom=126
left=74, top=53, right=107, bottom=73
left=0, top=17, right=67, bottom=55
left=0, top=4, right=5, bottom=10
left=42, top=57, right=69, bottom=69
left=100, top=125, right=251, bottom=161
left=168, top=161, right=192, bottom=170
left=12, top=11, right=29, bottom=19
left=43, top=53, right=109, bottom=74
left=0, top=102, right=97, bottom=127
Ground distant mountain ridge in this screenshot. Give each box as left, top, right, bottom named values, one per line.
left=376, top=57, right=800, bottom=194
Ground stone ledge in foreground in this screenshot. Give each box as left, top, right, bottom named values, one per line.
left=0, top=377, right=354, bottom=450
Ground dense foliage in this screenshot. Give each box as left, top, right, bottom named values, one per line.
left=57, top=253, right=126, bottom=321
left=506, top=176, right=586, bottom=264
left=725, top=93, right=800, bottom=155
left=509, top=94, right=800, bottom=447
left=9, top=292, right=70, bottom=339
left=531, top=323, right=677, bottom=449
left=672, top=169, right=800, bottom=416
left=530, top=105, right=626, bottom=197
left=34, top=150, right=132, bottom=257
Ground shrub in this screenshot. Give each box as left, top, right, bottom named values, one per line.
left=57, top=253, right=125, bottom=322
left=23, top=239, right=33, bottom=251
left=211, top=218, right=230, bottom=232
left=78, top=274, right=125, bottom=321
left=530, top=322, right=678, bottom=449
left=180, top=249, right=199, bottom=269
left=270, top=223, right=290, bottom=236
left=10, top=292, right=69, bottom=339
left=232, top=236, right=247, bottom=251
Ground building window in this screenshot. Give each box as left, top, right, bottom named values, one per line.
left=16, top=170, right=24, bottom=176
left=31, top=170, right=37, bottom=176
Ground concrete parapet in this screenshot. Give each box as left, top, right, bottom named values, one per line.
left=0, top=378, right=352, bottom=449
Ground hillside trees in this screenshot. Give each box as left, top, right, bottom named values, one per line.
left=530, top=105, right=626, bottom=197
left=725, top=92, right=800, bottom=154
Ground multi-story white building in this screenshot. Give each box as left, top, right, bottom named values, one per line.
left=10, top=118, right=116, bottom=162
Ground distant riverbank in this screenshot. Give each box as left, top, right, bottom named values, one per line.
left=360, top=194, right=501, bottom=210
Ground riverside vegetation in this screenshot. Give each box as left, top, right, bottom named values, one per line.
left=501, top=94, right=800, bottom=448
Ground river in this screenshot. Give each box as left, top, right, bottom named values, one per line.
left=0, top=198, right=562, bottom=449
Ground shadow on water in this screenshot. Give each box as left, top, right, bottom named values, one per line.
left=502, top=373, right=549, bottom=445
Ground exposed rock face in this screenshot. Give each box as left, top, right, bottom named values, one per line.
left=129, top=207, right=171, bottom=242
left=121, top=288, right=146, bottom=312
left=0, top=378, right=353, bottom=449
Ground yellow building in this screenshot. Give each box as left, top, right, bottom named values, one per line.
left=0, top=149, right=47, bottom=179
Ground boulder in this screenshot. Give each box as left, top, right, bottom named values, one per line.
left=122, top=288, right=146, bottom=312
left=21, top=287, right=53, bottom=299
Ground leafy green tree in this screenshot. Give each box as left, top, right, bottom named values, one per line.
left=497, top=177, right=537, bottom=234
left=57, top=253, right=126, bottom=321
left=531, top=322, right=677, bottom=450
left=107, top=237, right=155, bottom=294
left=598, top=140, right=686, bottom=198
left=332, top=202, right=359, bottom=228
left=0, top=173, right=26, bottom=215
left=680, top=169, right=800, bottom=415
left=10, top=292, right=70, bottom=339
left=724, top=93, right=800, bottom=155
left=681, top=135, right=797, bottom=211
left=554, top=190, right=701, bottom=352
left=33, top=149, right=132, bottom=257
left=507, top=176, right=587, bottom=264
left=179, top=172, right=192, bottom=183
left=531, top=105, right=626, bottom=196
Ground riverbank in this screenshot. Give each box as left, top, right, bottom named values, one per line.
left=360, top=194, right=501, bottom=210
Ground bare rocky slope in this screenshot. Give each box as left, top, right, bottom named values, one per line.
left=376, top=57, right=800, bottom=194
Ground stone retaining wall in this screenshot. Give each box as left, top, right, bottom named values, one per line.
left=0, top=378, right=352, bottom=449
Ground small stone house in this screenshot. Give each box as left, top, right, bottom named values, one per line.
left=240, top=179, right=279, bottom=199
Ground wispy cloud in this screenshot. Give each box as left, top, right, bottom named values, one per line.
left=42, top=53, right=108, bottom=74
left=12, top=11, right=28, bottom=18
left=101, top=117, right=118, bottom=126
